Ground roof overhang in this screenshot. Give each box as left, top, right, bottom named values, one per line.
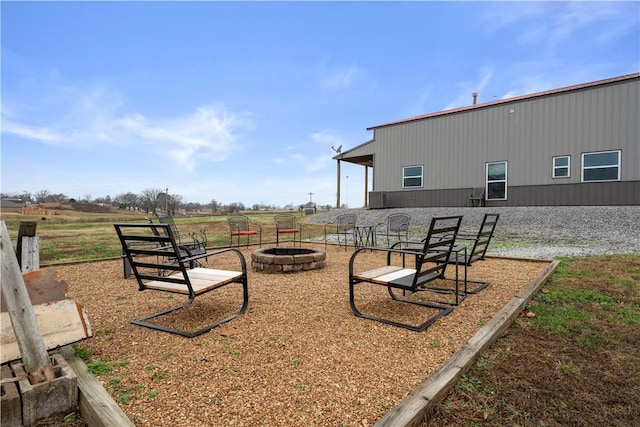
left=332, top=139, right=375, bottom=167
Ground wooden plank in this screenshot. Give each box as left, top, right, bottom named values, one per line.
left=60, top=346, right=134, bottom=427
left=20, top=236, right=40, bottom=273
left=355, top=265, right=407, bottom=279
left=16, top=221, right=37, bottom=271
left=1, top=299, right=92, bottom=365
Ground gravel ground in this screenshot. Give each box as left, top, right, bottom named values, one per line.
left=307, top=206, right=640, bottom=259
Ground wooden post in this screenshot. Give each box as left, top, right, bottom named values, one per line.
left=364, top=165, right=369, bottom=208
left=16, top=221, right=37, bottom=271
left=0, top=221, right=53, bottom=382
left=336, top=159, right=341, bottom=208
left=20, top=236, right=40, bottom=272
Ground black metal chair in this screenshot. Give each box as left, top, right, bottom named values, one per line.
left=274, top=214, right=301, bottom=246
left=324, top=213, right=357, bottom=249
left=402, top=213, right=500, bottom=295
left=349, top=216, right=462, bottom=332
left=227, top=215, right=262, bottom=247
left=374, top=213, right=411, bottom=248
left=114, top=222, right=249, bottom=338
left=445, top=213, right=499, bottom=293
left=156, top=214, right=207, bottom=257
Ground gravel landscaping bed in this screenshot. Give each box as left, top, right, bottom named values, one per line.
left=58, top=246, right=551, bottom=426
left=308, top=206, right=640, bottom=259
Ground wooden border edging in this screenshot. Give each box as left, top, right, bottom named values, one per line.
left=59, top=346, right=134, bottom=427
left=375, top=258, right=560, bottom=427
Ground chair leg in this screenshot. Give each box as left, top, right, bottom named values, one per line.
left=131, top=280, right=249, bottom=338
left=349, top=281, right=453, bottom=332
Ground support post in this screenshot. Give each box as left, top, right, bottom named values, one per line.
left=0, top=220, right=53, bottom=381
left=364, top=165, right=369, bottom=208
left=336, top=159, right=341, bottom=208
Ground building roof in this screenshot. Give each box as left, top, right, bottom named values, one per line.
left=368, top=72, right=640, bottom=130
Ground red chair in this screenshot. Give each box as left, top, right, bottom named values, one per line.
left=228, top=215, right=262, bottom=247
left=274, top=214, right=301, bottom=246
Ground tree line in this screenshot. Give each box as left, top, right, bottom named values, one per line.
left=1, top=189, right=333, bottom=215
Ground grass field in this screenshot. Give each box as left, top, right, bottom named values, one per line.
left=1, top=209, right=326, bottom=264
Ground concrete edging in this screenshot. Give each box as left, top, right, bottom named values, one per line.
left=375, top=258, right=560, bottom=427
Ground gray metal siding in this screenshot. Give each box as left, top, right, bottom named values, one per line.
left=370, top=181, right=640, bottom=208
left=372, top=78, right=639, bottom=199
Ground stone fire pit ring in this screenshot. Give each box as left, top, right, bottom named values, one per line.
left=251, top=247, right=326, bottom=273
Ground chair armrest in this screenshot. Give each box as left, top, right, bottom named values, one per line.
left=250, top=222, right=262, bottom=233
left=181, top=247, right=247, bottom=272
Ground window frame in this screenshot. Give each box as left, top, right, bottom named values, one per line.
left=486, top=161, right=507, bottom=201
left=552, top=155, right=571, bottom=179
left=402, top=165, right=423, bottom=189
left=581, top=150, right=621, bottom=182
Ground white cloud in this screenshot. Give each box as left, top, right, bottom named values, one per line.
left=443, top=68, right=493, bottom=110
left=310, top=129, right=343, bottom=147
left=480, top=2, right=639, bottom=51
left=320, top=61, right=362, bottom=90
left=2, top=79, right=253, bottom=171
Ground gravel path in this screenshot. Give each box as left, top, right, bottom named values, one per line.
left=307, top=206, right=640, bottom=259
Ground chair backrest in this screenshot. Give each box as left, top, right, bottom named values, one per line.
left=471, top=187, right=484, bottom=199
left=336, top=213, right=357, bottom=231
left=412, top=216, right=463, bottom=287
left=386, top=213, right=410, bottom=232
left=228, top=215, right=250, bottom=232
left=274, top=214, right=297, bottom=230
left=114, top=222, right=195, bottom=296
left=468, top=213, right=500, bottom=262
left=156, top=214, right=182, bottom=242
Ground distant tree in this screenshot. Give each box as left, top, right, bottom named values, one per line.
left=114, top=192, right=139, bottom=210
left=169, top=194, right=184, bottom=214
left=227, top=202, right=245, bottom=214
left=141, top=188, right=164, bottom=214
left=210, top=198, right=219, bottom=214
left=34, top=190, right=51, bottom=203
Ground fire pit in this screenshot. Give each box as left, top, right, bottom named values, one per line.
left=251, top=247, right=326, bottom=273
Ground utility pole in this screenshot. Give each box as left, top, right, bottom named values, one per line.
left=346, top=175, right=349, bottom=208
left=165, top=188, right=169, bottom=213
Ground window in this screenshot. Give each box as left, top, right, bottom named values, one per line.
left=553, top=156, right=570, bottom=178
left=582, top=150, right=620, bottom=182
left=486, top=161, right=507, bottom=200
left=403, top=165, right=423, bottom=188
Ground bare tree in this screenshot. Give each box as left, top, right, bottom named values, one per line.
left=141, top=188, right=164, bottom=214
left=34, top=190, right=51, bottom=203
left=169, top=194, right=184, bottom=215
left=114, top=192, right=139, bottom=210
left=210, top=198, right=219, bottom=214
left=227, top=202, right=245, bottom=214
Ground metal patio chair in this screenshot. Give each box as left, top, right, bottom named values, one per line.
left=323, top=213, right=357, bottom=249
left=349, top=215, right=462, bottom=331
left=114, top=222, right=249, bottom=338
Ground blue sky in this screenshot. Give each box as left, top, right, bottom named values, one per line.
left=2, top=1, right=638, bottom=208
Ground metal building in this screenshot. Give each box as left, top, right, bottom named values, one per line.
left=334, top=73, right=639, bottom=208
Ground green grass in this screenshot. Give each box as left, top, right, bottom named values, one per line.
left=1, top=209, right=324, bottom=264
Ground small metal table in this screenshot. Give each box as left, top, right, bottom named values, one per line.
left=354, top=224, right=376, bottom=247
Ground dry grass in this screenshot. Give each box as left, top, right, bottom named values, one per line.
left=55, top=244, right=551, bottom=426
